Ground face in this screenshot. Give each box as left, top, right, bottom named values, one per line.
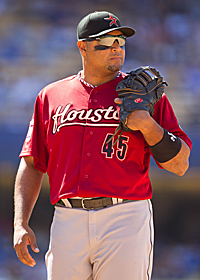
left=78, top=30, right=126, bottom=74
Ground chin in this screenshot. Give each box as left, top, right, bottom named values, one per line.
left=108, top=65, right=123, bottom=72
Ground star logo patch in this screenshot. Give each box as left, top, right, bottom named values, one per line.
left=104, top=14, right=119, bottom=27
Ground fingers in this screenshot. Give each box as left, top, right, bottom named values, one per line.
left=31, top=242, right=40, bottom=253
left=114, top=97, right=122, bottom=104
left=13, top=226, right=40, bottom=267
left=15, top=243, right=36, bottom=267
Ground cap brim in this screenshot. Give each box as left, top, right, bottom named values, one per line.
left=88, top=26, right=136, bottom=38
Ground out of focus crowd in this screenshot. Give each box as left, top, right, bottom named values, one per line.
left=0, top=0, right=200, bottom=279
left=0, top=0, right=200, bottom=129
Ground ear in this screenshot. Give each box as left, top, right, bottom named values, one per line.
left=77, top=40, right=86, bottom=55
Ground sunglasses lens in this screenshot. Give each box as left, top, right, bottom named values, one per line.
left=97, top=36, right=126, bottom=47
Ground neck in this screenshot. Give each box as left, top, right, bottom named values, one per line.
left=81, top=68, right=120, bottom=87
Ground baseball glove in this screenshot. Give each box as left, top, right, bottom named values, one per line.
left=108, top=66, right=168, bottom=146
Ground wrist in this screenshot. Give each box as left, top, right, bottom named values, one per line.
left=14, top=219, right=29, bottom=229
left=149, top=129, right=182, bottom=163
left=127, top=110, right=151, bottom=131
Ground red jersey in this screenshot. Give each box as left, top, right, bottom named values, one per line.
left=20, top=73, right=192, bottom=204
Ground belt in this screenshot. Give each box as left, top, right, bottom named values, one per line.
left=56, top=197, right=133, bottom=210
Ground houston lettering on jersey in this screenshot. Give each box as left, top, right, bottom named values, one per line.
left=52, top=103, right=119, bottom=134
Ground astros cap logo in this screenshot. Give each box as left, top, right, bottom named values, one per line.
left=104, top=14, right=119, bottom=27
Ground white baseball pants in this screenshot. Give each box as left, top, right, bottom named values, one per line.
left=45, top=199, right=154, bottom=280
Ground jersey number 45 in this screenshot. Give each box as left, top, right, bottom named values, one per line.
left=101, top=133, right=129, bottom=161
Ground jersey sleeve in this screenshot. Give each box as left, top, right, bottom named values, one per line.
left=152, top=94, right=192, bottom=167
left=19, top=93, right=49, bottom=173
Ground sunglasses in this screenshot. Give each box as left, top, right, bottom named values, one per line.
left=83, top=35, right=127, bottom=47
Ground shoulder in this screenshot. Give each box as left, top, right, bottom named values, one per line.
left=155, top=93, right=171, bottom=109
left=36, top=74, right=80, bottom=101
left=43, top=74, right=78, bottom=91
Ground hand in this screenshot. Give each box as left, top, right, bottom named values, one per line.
left=13, top=224, right=40, bottom=267
left=114, top=98, right=151, bottom=131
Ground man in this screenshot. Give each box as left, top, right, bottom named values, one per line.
left=13, top=11, right=192, bottom=280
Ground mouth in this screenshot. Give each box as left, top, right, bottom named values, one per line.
left=110, top=56, right=122, bottom=61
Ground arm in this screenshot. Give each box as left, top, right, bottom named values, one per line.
left=126, top=110, right=190, bottom=176
left=13, top=156, right=44, bottom=267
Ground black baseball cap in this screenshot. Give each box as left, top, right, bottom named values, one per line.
left=77, top=11, right=136, bottom=40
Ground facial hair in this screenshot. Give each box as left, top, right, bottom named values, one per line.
left=108, top=64, right=123, bottom=72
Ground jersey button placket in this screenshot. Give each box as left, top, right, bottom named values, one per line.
left=93, top=89, right=98, bottom=103
left=90, top=89, right=98, bottom=105
left=81, top=88, right=97, bottom=187
left=87, top=89, right=96, bottom=171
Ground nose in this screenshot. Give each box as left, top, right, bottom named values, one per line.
left=111, top=40, right=124, bottom=51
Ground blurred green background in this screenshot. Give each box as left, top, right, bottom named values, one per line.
left=0, top=0, right=200, bottom=279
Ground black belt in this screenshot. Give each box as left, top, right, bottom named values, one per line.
left=56, top=197, right=133, bottom=210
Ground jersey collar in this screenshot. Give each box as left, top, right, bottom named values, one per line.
left=78, top=70, right=122, bottom=88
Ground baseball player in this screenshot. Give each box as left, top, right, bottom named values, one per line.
left=13, top=11, right=192, bottom=280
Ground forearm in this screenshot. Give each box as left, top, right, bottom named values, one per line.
left=159, top=139, right=190, bottom=175
left=14, top=157, right=44, bottom=227
left=127, top=111, right=190, bottom=176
